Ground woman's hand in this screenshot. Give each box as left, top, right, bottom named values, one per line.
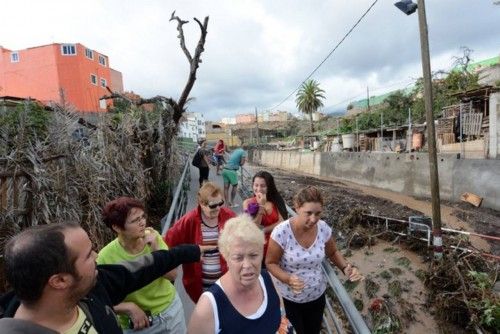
left=257, top=205, right=266, bottom=217
left=343, top=264, right=364, bottom=282
left=277, top=316, right=292, bottom=334
left=144, top=227, right=158, bottom=250
left=256, top=192, right=267, bottom=205
left=125, top=302, right=150, bottom=330
left=287, top=274, right=305, bottom=294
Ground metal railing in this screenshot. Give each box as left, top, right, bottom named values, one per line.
left=161, top=157, right=191, bottom=235
left=242, top=166, right=370, bottom=334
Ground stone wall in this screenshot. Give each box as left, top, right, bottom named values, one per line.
left=250, top=150, right=500, bottom=211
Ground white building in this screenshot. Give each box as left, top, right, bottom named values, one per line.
left=221, top=117, right=236, bottom=125
left=178, top=112, right=206, bottom=142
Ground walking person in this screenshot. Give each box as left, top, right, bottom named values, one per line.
left=221, top=147, right=247, bottom=207
left=165, top=182, right=236, bottom=303
left=266, top=186, right=363, bottom=334
left=243, top=171, right=288, bottom=259
left=97, top=197, right=186, bottom=333
left=213, top=139, right=226, bottom=175
left=0, top=222, right=208, bottom=334
left=194, top=139, right=212, bottom=187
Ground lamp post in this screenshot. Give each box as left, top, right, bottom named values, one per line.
left=395, top=0, right=442, bottom=259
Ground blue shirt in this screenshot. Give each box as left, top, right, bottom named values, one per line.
left=225, top=148, right=247, bottom=170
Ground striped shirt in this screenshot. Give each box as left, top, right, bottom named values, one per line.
left=201, top=221, right=222, bottom=291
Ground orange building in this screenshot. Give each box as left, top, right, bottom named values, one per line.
left=235, top=113, right=256, bottom=124
left=0, top=43, right=123, bottom=112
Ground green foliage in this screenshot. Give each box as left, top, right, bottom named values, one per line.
left=468, top=271, right=492, bottom=291
left=479, top=299, right=500, bottom=331
left=109, top=97, right=132, bottom=114
left=0, top=101, right=51, bottom=150
left=356, top=111, right=380, bottom=131
left=339, top=118, right=353, bottom=134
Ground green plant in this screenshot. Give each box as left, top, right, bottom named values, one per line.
left=339, top=118, right=353, bottom=134
left=0, top=101, right=51, bottom=150
left=479, top=299, right=500, bottom=331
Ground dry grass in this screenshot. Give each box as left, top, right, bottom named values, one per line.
left=1, top=102, right=181, bottom=291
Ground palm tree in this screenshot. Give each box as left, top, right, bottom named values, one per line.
left=295, top=79, right=325, bottom=133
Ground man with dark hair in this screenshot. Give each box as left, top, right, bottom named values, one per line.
left=0, top=222, right=206, bottom=333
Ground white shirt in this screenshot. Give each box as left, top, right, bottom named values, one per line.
left=270, top=219, right=332, bottom=303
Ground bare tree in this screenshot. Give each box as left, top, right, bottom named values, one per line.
left=101, top=11, right=209, bottom=125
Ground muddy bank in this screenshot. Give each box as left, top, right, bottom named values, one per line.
left=247, top=165, right=499, bottom=333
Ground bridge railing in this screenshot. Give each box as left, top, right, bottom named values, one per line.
left=161, top=157, right=191, bottom=234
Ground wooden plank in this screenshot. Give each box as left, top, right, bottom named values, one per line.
left=462, top=113, right=482, bottom=135
left=440, top=139, right=484, bottom=152
left=460, top=192, right=483, bottom=207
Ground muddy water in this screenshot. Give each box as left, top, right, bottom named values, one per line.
left=341, top=240, right=438, bottom=333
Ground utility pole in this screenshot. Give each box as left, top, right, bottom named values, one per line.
left=367, top=86, right=370, bottom=112
left=417, top=0, right=442, bottom=259
left=356, top=117, right=359, bottom=152
left=408, top=107, right=412, bottom=152
left=255, top=107, right=260, bottom=145
left=380, top=111, right=384, bottom=150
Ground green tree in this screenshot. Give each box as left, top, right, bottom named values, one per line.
left=295, top=79, right=325, bottom=133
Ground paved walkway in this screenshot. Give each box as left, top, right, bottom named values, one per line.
left=174, top=163, right=246, bottom=323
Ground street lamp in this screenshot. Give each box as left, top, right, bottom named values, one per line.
left=394, top=0, right=443, bottom=259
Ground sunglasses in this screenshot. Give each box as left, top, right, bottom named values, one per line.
left=206, top=200, right=224, bottom=209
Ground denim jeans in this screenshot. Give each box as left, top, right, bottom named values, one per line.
left=124, top=293, right=186, bottom=334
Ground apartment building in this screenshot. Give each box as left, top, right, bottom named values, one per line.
left=0, top=43, right=123, bottom=112
left=178, top=112, right=206, bottom=143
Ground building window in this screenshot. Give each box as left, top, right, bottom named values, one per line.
left=90, top=74, right=97, bottom=85
left=85, top=48, right=93, bottom=59
left=98, top=55, right=107, bottom=66
left=61, top=44, right=76, bottom=55
left=10, top=52, right=19, bottom=62
left=100, top=78, right=107, bottom=88
left=99, top=99, right=107, bottom=109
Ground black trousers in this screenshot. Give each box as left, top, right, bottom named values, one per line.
left=283, top=293, right=326, bottom=334
left=199, top=166, right=209, bottom=186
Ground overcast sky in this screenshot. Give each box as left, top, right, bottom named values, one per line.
left=2, top=0, right=499, bottom=120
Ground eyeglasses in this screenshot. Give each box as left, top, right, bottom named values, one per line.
left=206, top=200, right=224, bottom=209
left=127, top=214, right=147, bottom=225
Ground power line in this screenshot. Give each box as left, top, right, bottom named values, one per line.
left=266, top=0, right=379, bottom=111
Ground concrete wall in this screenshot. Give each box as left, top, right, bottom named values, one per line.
left=250, top=150, right=500, bottom=211
left=489, top=92, right=500, bottom=159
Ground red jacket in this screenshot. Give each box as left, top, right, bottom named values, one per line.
left=214, top=142, right=225, bottom=155
left=164, top=206, right=236, bottom=302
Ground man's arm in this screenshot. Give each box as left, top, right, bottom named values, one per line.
left=97, top=244, right=200, bottom=305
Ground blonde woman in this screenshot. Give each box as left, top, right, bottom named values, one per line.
left=188, top=215, right=291, bottom=334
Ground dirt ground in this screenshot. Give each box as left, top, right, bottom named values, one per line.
left=250, top=165, right=500, bottom=333
left=266, top=167, right=500, bottom=256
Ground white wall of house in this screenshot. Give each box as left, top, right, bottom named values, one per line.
left=178, top=112, right=206, bottom=142
left=489, top=92, right=500, bottom=159
left=221, top=117, right=236, bottom=125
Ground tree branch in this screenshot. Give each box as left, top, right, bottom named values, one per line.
left=170, top=12, right=209, bottom=123
left=170, top=11, right=193, bottom=63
